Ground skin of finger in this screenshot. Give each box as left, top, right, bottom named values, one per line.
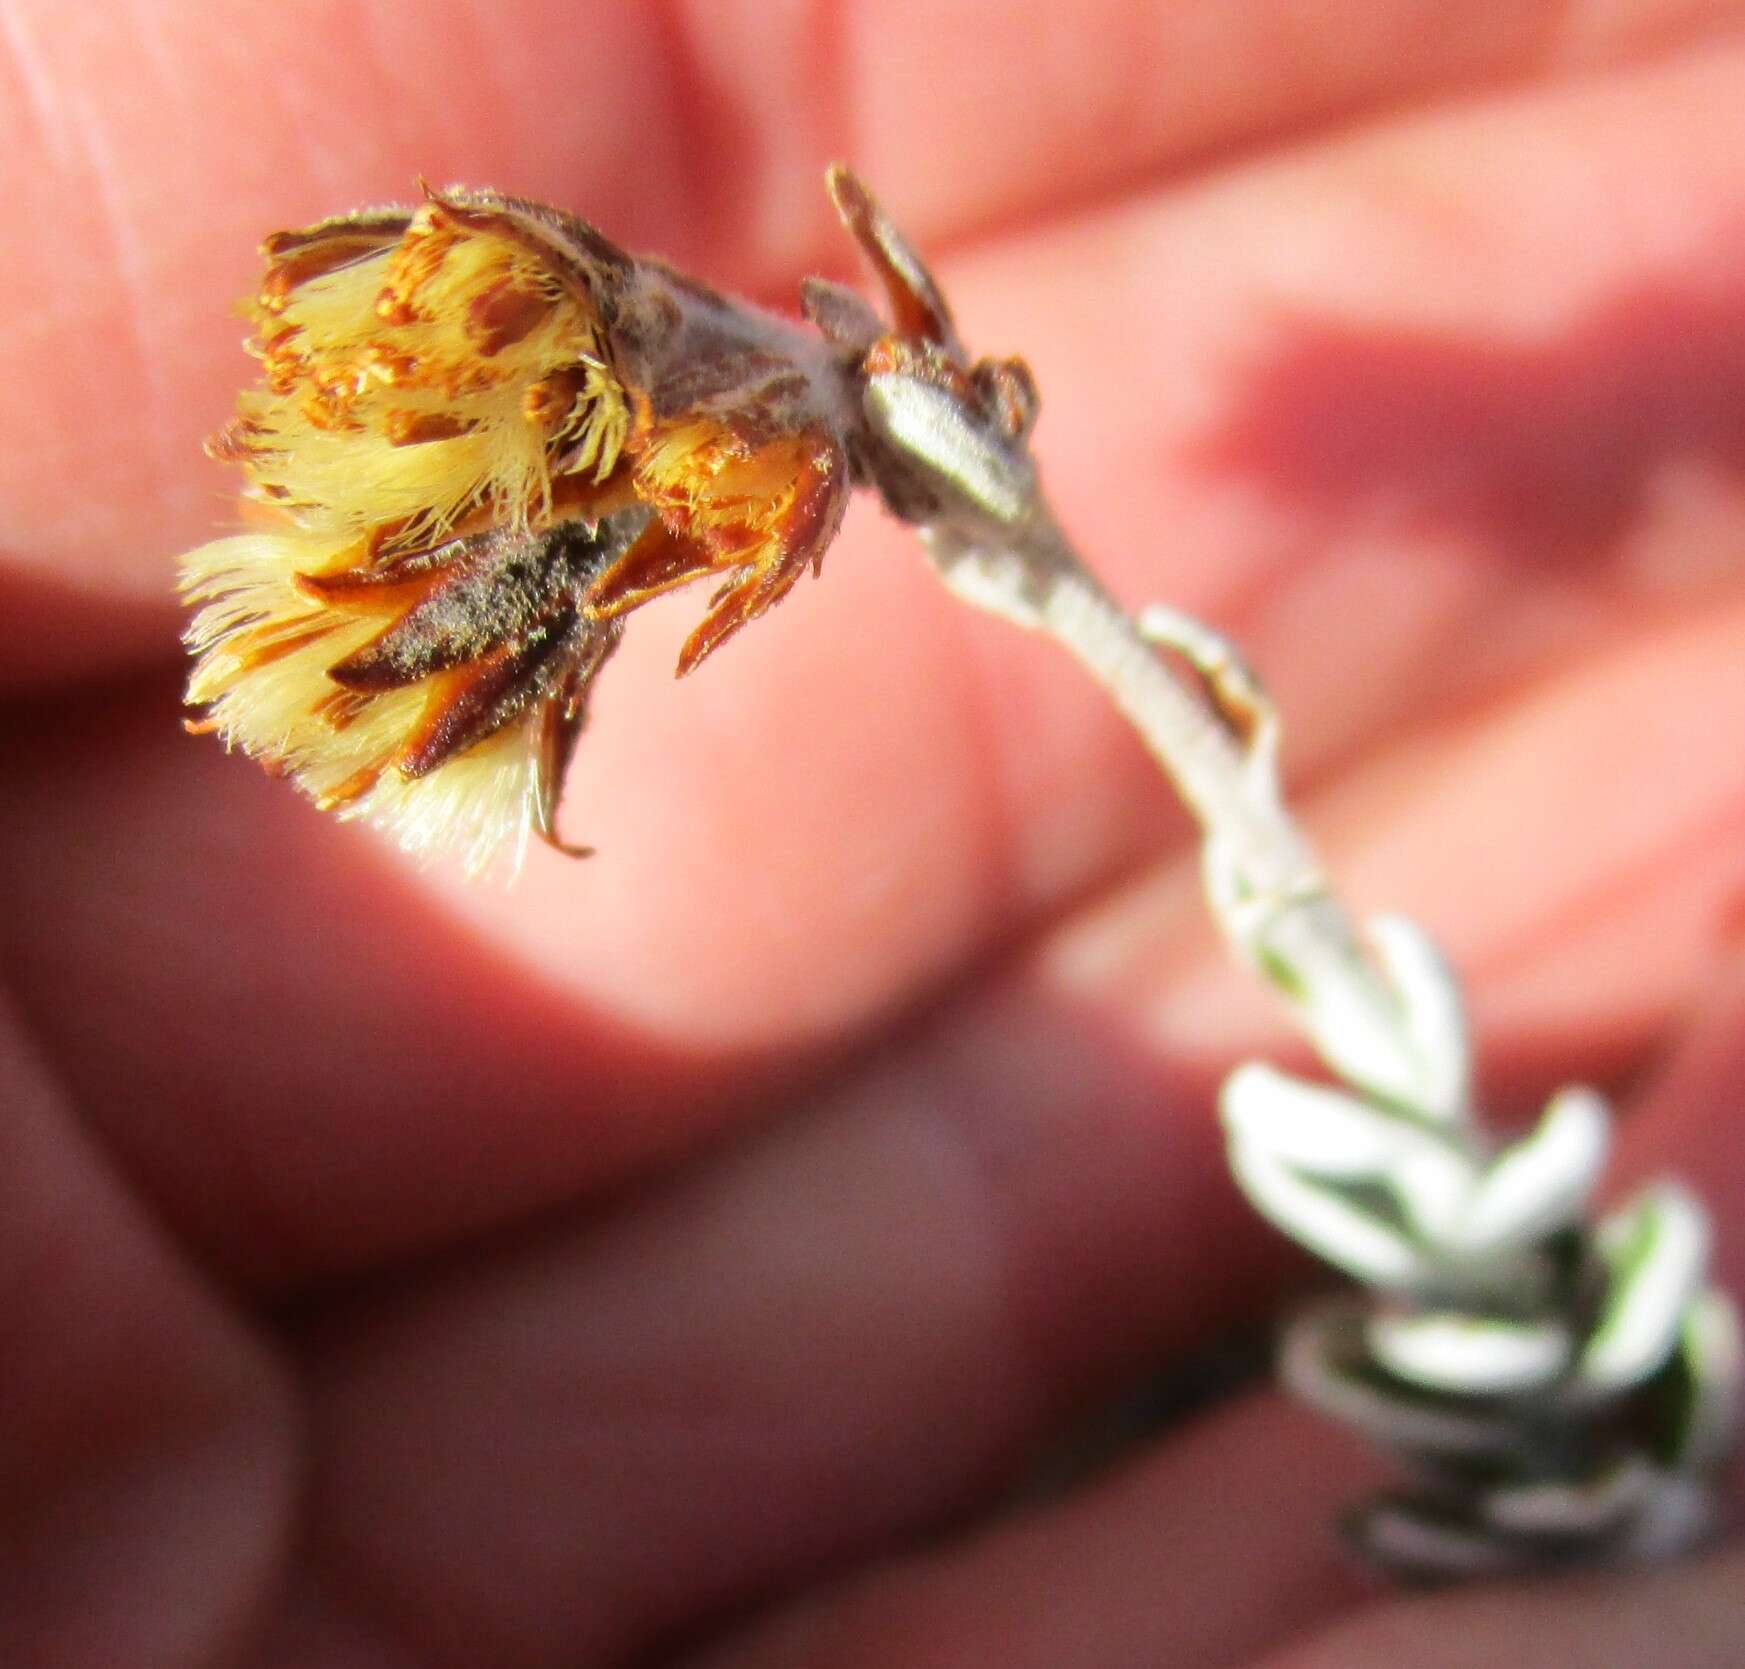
left=1048, top=591, right=1745, bottom=1108
left=843, top=0, right=1742, bottom=243
left=1248, top=1548, right=1745, bottom=1669
left=259, top=969, right=1290, bottom=1669
left=742, top=1462, right=1719, bottom=1669
left=252, top=881, right=1745, bottom=1669
left=961, top=37, right=1745, bottom=753
left=0, top=576, right=1174, bottom=1284
left=3, top=19, right=1731, bottom=1669
left=9, top=582, right=1741, bottom=1293
left=665, top=936, right=1745, bottom=1669
left=0, top=993, right=297, bottom=1669
left=2, top=0, right=1741, bottom=647
left=10, top=541, right=1743, bottom=1290
left=237, top=35, right=1745, bottom=1040
left=218, top=32, right=1745, bottom=1669
left=659, top=677, right=1745, bottom=1669
left=684, top=1395, right=1382, bottom=1669
left=259, top=816, right=1745, bottom=1669
left=10, top=42, right=1745, bottom=1286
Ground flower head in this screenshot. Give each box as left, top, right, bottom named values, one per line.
left=182, top=168, right=1037, bottom=872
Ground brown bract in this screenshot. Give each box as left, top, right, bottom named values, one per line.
left=181, top=167, right=1037, bottom=872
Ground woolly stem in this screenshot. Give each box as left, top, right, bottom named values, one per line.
left=907, top=489, right=1737, bottom=1579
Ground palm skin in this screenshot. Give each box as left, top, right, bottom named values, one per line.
left=2, top=3, right=1745, bottom=1665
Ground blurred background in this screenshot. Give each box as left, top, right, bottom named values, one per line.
left=4, top=6, right=1745, bottom=1667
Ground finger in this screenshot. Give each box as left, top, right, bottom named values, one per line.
left=1045, top=582, right=1745, bottom=1112
left=3, top=0, right=1740, bottom=659
left=1249, top=1545, right=1745, bottom=1669
left=257, top=967, right=1293, bottom=1669
left=678, top=956, right=1745, bottom=1669
left=686, top=1394, right=1381, bottom=1669
left=19, top=573, right=1740, bottom=1289
left=253, top=935, right=1745, bottom=1669
left=697, top=0, right=1739, bottom=278
left=0, top=610, right=1185, bottom=1283
left=968, top=37, right=1745, bottom=782
left=746, top=1500, right=1745, bottom=1669
left=0, top=991, right=295, bottom=1669
left=13, top=44, right=1745, bottom=1282
left=0, top=668, right=794, bottom=1286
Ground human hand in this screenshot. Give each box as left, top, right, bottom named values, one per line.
left=3, top=3, right=1745, bottom=1664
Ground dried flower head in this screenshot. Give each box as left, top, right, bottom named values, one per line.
left=181, top=167, right=1038, bottom=872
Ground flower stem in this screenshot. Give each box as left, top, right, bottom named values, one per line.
left=909, top=486, right=1738, bottom=1578
left=918, top=504, right=1435, bottom=1116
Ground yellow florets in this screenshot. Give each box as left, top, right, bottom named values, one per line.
left=181, top=177, right=868, bottom=873
left=233, top=198, right=628, bottom=543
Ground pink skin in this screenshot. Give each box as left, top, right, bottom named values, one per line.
left=4, top=4, right=1745, bottom=1665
